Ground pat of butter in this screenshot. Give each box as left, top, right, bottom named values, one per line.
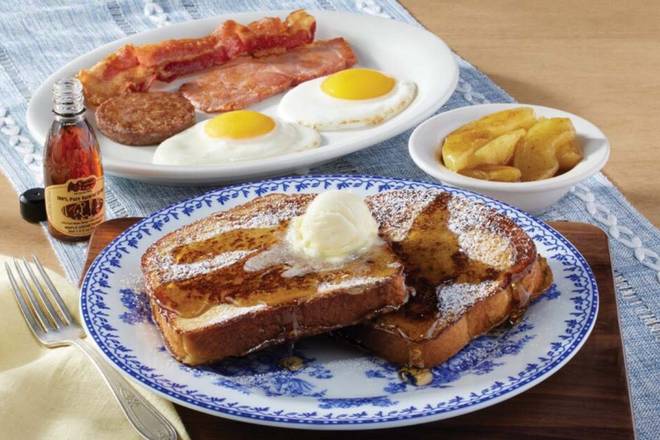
left=286, top=190, right=379, bottom=263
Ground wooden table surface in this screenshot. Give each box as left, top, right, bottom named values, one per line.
left=2, top=1, right=659, bottom=270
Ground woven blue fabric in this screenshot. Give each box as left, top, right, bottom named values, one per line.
left=0, top=1, right=657, bottom=437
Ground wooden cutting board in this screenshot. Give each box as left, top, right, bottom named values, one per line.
left=83, top=219, right=634, bottom=440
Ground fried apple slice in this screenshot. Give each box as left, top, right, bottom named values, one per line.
left=556, top=138, right=583, bottom=172
left=440, top=129, right=492, bottom=171
left=514, top=118, right=575, bottom=181
left=472, top=128, right=526, bottom=167
left=441, top=107, right=537, bottom=172
left=459, top=164, right=522, bottom=182
left=451, top=107, right=537, bottom=137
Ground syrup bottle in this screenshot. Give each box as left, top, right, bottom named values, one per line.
left=43, top=78, right=105, bottom=241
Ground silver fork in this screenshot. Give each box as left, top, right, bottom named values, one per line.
left=5, top=256, right=178, bottom=440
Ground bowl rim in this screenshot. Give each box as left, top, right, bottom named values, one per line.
left=408, top=103, right=610, bottom=193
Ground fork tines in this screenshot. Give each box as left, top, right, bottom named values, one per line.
left=5, top=256, right=73, bottom=333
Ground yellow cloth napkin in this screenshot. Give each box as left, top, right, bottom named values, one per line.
left=0, top=255, right=190, bottom=440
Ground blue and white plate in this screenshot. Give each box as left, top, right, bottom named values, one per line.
left=80, top=175, right=598, bottom=430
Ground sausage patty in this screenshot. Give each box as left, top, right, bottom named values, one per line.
left=95, top=92, right=196, bottom=146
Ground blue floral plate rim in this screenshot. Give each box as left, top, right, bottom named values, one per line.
left=80, top=174, right=599, bottom=429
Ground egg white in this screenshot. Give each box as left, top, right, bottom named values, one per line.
left=152, top=118, right=321, bottom=166
left=277, top=75, right=417, bottom=131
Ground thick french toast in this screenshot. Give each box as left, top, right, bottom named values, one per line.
left=341, top=190, right=553, bottom=368
left=141, top=193, right=408, bottom=365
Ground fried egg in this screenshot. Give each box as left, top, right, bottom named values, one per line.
left=152, top=110, right=321, bottom=166
left=278, top=68, right=416, bottom=131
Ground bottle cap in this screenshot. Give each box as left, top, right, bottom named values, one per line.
left=19, top=188, right=47, bottom=223
left=52, top=78, right=85, bottom=116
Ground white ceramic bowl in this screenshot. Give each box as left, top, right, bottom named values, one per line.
left=409, top=103, right=610, bottom=213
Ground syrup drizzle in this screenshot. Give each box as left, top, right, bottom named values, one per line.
left=366, top=189, right=522, bottom=343
left=144, top=194, right=399, bottom=318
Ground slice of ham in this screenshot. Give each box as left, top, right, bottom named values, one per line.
left=179, top=38, right=357, bottom=113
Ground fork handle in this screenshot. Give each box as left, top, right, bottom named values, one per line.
left=73, top=339, right=178, bottom=440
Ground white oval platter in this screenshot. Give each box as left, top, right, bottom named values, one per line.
left=28, top=11, right=458, bottom=185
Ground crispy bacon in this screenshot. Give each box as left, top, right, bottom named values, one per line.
left=179, top=38, right=357, bottom=113
left=78, top=10, right=316, bottom=107
left=99, top=46, right=140, bottom=80
left=77, top=48, right=155, bottom=107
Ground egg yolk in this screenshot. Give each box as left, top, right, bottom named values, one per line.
left=204, top=110, right=275, bottom=139
left=321, top=68, right=396, bottom=100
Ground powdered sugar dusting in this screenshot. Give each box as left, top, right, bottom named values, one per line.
left=447, top=196, right=514, bottom=270
left=163, top=250, right=256, bottom=283
left=143, top=194, right=312, bottom=287
left=367, top=189, right=441, bottom=241
left=436, top=280, right=498, bottom=321
left=177, top=196, right=310, bottom=247
left=177, top=303, right=267, bottom=330
left=243, top=240, right=349, bottom=278
left=318, top=276, right=384, bottom=294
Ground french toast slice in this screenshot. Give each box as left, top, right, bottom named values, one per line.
left=141, top=193, right=407, bottom=365
left=341, top=190, right=553, bottom=368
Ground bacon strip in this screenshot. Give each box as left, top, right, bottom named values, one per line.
left=78, top=10, right=316, bottom=107
left=78, top=46, right=156, bottom=107
left=178, top=38, right=356, bottom=113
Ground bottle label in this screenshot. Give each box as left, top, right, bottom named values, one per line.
left=45, top=176, right=105, bottom=237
